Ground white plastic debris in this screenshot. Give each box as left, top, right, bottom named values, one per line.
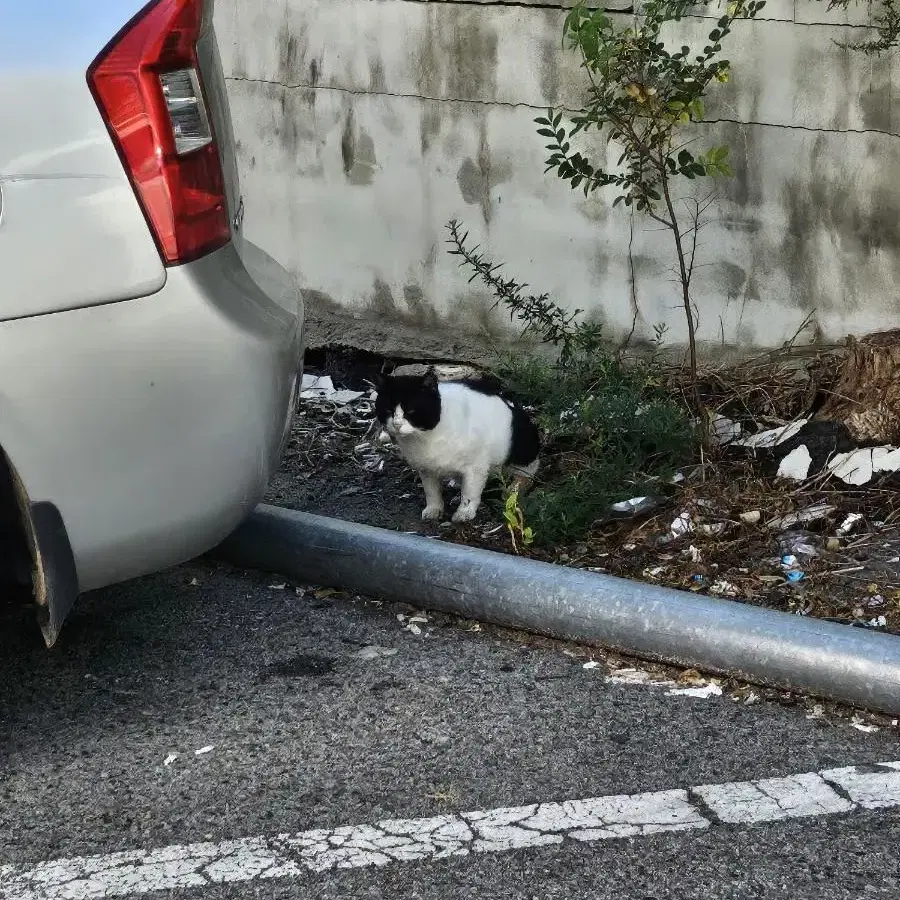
left=777, top=445, right=813, bottom=481
left=697, top=522, right=727, bottom=536
left=767, top=501, right=836, bottom=531
left=398, top=612, right=429, bottom=636
left=734, top=419, right=808, bottom=449
left=777, top=531, right=819, bottom=558
left=869, top=615, right=888, bottom=629
left=666, top=683, right=723, bottom=699
left=836, top=512, right=864, bottom=535
left=710, top=414, right=742, bottom=445
left=872, top=446, right=900, bottom=472
left=301, top=373, right=333, bottom=394
left=828, top=449, right=874, bottom=486
left=604, top=667, right=679, bottom=690
left=850, top=717, right=879, bottom=734
left=194, top=745, right=215, bottom=756
left=710, top=579, right=738, bottom=597
left=670, top=512, right=694, bottom=537
left=610, top=496, right=658, bottom=516
left=300, top=374, right=364, bottom=405
left=163, top=754, right=178, bottom=767
left=582, top=661, right=600, bottom=670
left=740, top=510, right=761, bottom=525
left=826, top=445, right=900, bottom=486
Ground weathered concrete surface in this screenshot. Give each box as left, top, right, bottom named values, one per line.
left=216, top=0, right=900, bottom=355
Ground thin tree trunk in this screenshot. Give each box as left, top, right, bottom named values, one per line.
left=814, top=329, right=900, bottom=443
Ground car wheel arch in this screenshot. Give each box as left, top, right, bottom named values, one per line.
left=0, top=448, right=79, bottom=646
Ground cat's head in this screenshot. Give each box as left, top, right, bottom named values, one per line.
left=374, top=368, right=441, bottom=437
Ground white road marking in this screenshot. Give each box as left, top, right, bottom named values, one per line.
left=821, top=763, right=900, bottom=809
left=693, top=772, right=853, bottom=824
left=2, top=762, right=899, bottom=899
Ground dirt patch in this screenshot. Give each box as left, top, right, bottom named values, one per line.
left=265, top=349, right=900, bottom=636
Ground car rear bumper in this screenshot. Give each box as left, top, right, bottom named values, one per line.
left=0, top=240, right=303, bottom=595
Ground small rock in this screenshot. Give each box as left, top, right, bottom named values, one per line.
left=353, top=645, right=398, bottom=661
left=740, top=510, right=761, bottom=525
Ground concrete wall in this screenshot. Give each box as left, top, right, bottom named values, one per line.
left=215, top=0, right=900, bottom=355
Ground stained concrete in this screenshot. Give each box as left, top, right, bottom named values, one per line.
left=215, top=0, right=900, bottom=356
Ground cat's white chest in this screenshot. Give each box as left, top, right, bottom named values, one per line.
left=396, top=431, right=461, bottom=476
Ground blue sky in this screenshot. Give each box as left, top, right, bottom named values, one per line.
left=1, top=1, right=146, bottom=69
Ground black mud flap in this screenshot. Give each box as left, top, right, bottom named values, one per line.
left=27, top=502, right=79, bottom=648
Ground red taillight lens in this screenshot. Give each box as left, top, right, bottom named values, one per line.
left=87, top=0, right=230, bottom=266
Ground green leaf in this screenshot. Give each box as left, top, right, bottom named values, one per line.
left=677, top=149, right=693, bottom=166
left=537, top=128, right=557, bottom=138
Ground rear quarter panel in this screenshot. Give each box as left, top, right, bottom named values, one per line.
left=0, top=0, right=167, bottom=320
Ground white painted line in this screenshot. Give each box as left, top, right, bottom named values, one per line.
left=2, top=762, right=899, bottom=899
left=821, top=764, right=900, bottom=809
left=693, top=772, right=853, bottom=824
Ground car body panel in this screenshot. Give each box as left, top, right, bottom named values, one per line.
left=0, top=240, right=303, bottom=593
left=0, top=0, right=304, bottom=616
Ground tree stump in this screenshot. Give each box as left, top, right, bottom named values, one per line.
left=813, top=329, right=900, bottom=444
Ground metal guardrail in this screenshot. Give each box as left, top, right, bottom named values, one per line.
left=216, top=505, right=900, bottom=715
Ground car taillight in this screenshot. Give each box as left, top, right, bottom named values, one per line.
left=87, top=0, right=230, bottom=266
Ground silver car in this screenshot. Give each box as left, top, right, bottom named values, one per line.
left=0, top=0, right=304, bottom=644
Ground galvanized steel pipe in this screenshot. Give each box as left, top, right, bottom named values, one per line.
left=215, top=505, right=900, bottom=715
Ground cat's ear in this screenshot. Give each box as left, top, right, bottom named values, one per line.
left=422, top=367, right=439, bottom=390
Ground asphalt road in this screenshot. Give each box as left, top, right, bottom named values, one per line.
left=1, top=559, right=899, bottom=899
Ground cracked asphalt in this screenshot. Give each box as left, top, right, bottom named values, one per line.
left=1, top=558, right=900, bottom=899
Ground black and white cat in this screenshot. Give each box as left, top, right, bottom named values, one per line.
left=374, top=368, right=540, bottom=523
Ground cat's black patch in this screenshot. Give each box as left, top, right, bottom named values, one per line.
left=374, top=370, right=441, bottom=431
left=507, top=403, right=541, bottom=466
left=457, top=373, right=504, bottom=396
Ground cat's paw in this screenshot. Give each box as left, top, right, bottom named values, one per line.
left=421, top=505, right=444, bottom=522
left=451, top=503, right=478, bottom=524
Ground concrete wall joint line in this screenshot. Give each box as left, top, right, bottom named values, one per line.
left=225, top=76, right=900, bottom=140
left=339, top=0, right=874, bottom=30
